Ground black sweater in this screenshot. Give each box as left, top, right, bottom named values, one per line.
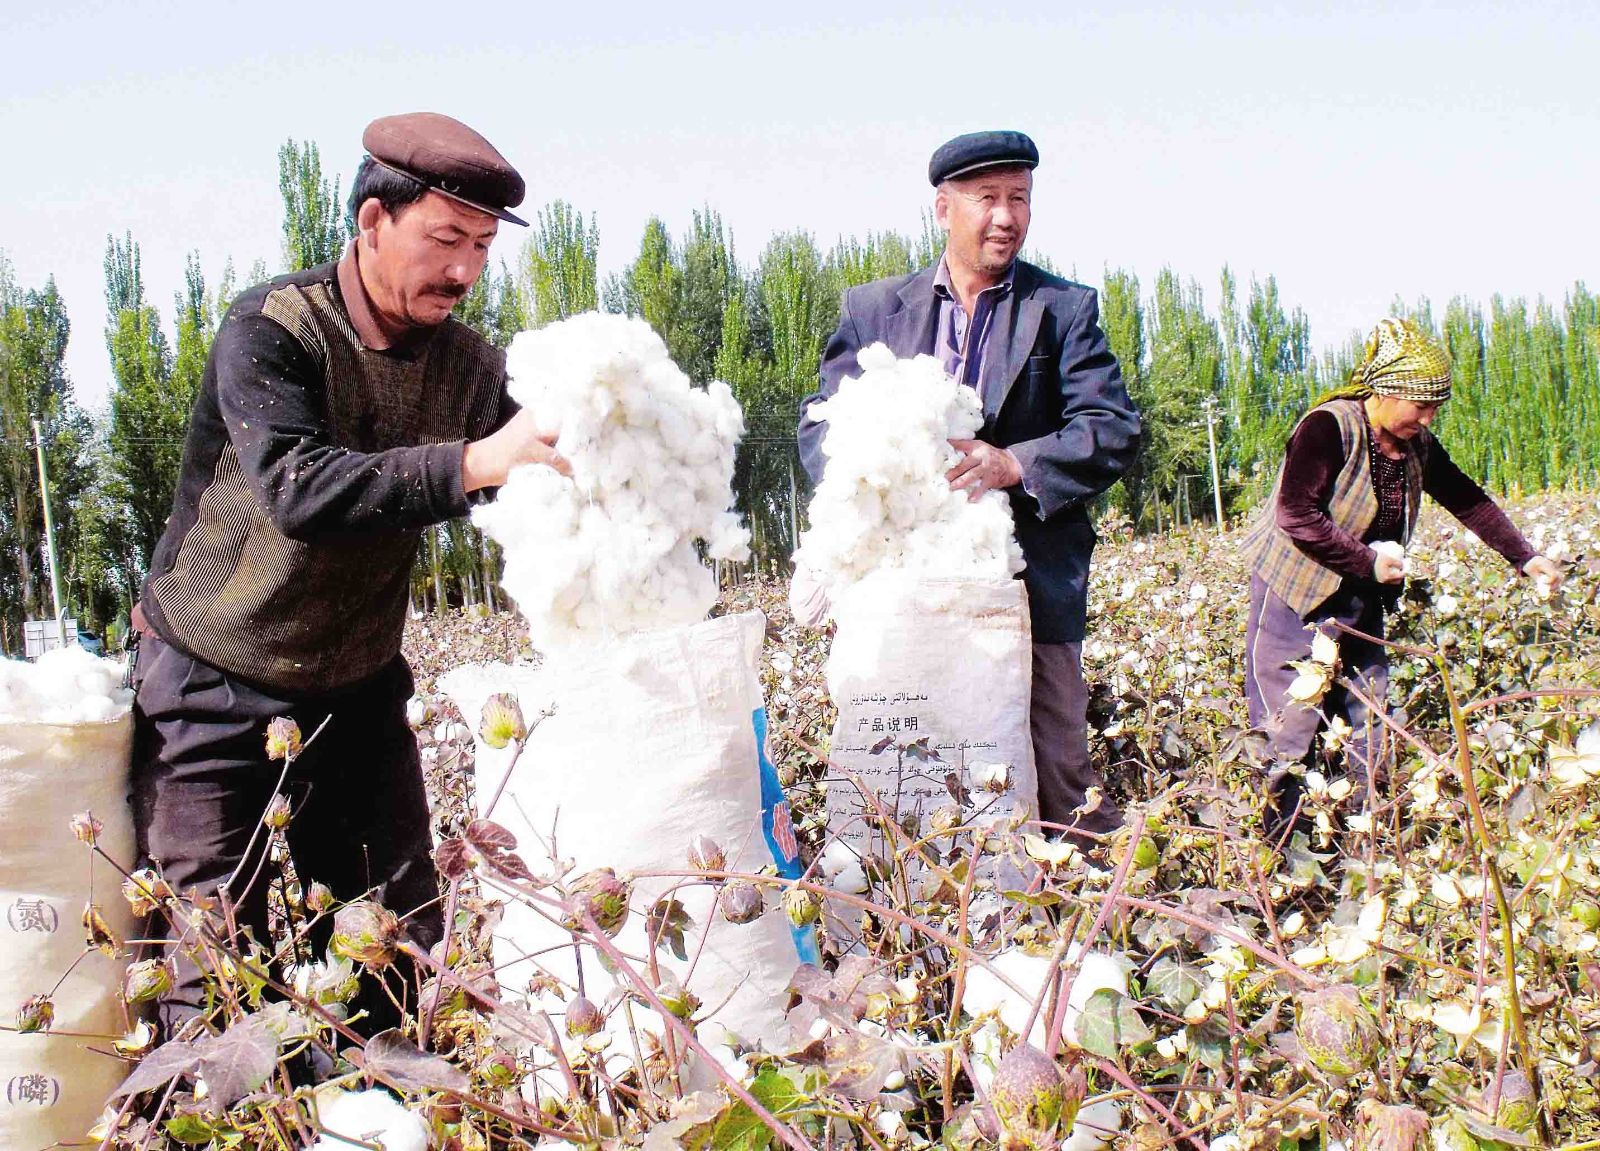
left=140, top=257, right=510, bottom=692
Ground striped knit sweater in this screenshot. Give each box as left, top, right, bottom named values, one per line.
left=140, top=259, right=509, bottom=691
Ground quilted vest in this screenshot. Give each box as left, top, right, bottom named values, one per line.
left=1241, top=398, right=1426, bottom=617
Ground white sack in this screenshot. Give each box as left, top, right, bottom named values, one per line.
left=822, top=574, right=1037, bottom=941
left=441, top=612, right=796, bottom=1084
left=0, top=660, right=136, bottom=1151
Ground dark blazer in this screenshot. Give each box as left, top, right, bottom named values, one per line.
left=797, top=260, right=1141, bottom=644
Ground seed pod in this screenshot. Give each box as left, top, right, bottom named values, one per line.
left=654, top=974, right=700, bottom=1020
left=305, top=881, right=335, bottom=914
left=565, top=995, right=603, bottom=1038
left=123, top=959, right=173, bottom=1004
left=565, top=868, right=631, bottom=936
left=1492, top=1069, right=1538, bottom=1133
left=16, top=994, right=54, bottom=1034
left=687, top=835, right=726, bottom=874
left=1294, top=984, right=1379, bottom=1076
left=719, top=881, right=764, bottom=924
left=264, top=716, right=303, bottom=761
left=263, top=794, right=292, bottom=830
left=479, top=693, right=527, bottom=749
left=71, top=811, right=103, bottom=847
left=990, top=1044, right=1067, bottom=1135
left=330, top=900, right=401, bottom=968
left=783, top=886, right=822, bottom=928
left=123, top=868, right=174, bottom=917
left=1354, top=1101, right=1428, bottom=1151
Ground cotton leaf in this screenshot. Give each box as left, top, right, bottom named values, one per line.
left=360, top=1029, right=470, bottom=1093
left=193, top=1015, right=279, bottom=1108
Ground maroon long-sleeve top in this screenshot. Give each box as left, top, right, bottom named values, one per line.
left=1276, top=408, right=1535, bottom=581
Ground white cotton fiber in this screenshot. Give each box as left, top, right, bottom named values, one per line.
left=0, top=646, right=132, bottom=725
left=474, top=313, right=750, bottom=648
left=310, top=1089, right=429, bottom=1151
left=794, top=344, right=1024, bottom=588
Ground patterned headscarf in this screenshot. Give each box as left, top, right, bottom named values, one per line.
left=1351, top=318, right=1452, bottom=403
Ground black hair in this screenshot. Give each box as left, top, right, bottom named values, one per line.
left=347, top=156, right=428, bottom=223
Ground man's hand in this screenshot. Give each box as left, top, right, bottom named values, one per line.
left=1523, top=554, right=1566, bottom=594
left=947, top=439, right=1022, bottom=501
left=463, top=409, right=571, bottom=492
left=1373, top=551, right=1406, bottom=584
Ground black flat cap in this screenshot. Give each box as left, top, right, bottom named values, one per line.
left=363, top=112, right=528, bottom=226
left=928, top=130, right=1039, bottom=186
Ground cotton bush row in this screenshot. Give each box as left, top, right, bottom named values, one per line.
left=474, top=313, right=749, bottom=647
left=794, top=344, right=1024, bottom=587
left=0, top=646, right=131, bottom=724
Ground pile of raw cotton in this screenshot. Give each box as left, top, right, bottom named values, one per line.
left=795, top=343, right=1024, bottom=586
left=474, top=313, right=750, bottom=647
left=0, top=646, right=131, bottom=725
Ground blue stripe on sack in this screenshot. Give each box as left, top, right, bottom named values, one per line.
left=753, top=706, right=820, bottom=964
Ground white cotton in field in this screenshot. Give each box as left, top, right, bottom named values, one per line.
left=310, top=1089, right=429, bottom=1151
left=0, top=646, right=132, bottom=725
left=474, top=313, right=750, bottom=649
left=795, top=343, right=1024, bottom=588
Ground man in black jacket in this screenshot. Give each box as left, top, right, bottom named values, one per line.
left=798, top=130, right=1141, bottom=845
left=132, top=113, right=562, bottom=1038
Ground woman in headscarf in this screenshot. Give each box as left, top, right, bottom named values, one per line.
left=1241, top=318, right=1564, bottom=820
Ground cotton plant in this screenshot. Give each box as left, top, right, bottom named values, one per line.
left=474, top=313, right=750, bottom=648
left=794, top=343, right=1024, bottom=588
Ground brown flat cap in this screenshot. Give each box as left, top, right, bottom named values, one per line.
left=362, top=112, right=527, bottom=225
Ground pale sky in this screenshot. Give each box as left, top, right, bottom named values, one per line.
left=4, top=0, right=1596, bottom=409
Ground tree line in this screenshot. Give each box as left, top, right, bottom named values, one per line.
left=1, top=140, right=1594, bottom=650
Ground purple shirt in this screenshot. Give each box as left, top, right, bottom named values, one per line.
left=933, top=256, right=1015, bottom=405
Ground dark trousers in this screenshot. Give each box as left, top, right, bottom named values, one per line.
left=1244, top=574, right=1390, bottom=811
left=1032, top=641, right=1121, bottom=840
left=131, top=634, right=443, bottom=1039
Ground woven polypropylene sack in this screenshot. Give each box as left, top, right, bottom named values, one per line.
left=0, top=714, right=136, bottom=1149
left=441, top=611, right=798, bottom=1082
left=822, top=574, right=1037, bottom=943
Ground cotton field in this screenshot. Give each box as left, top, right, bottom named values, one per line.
left=62, top=492, right=1600, bottom=1150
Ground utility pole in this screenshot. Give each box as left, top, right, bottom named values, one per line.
left=1202, top=398, right=1225, bottom=535
left=33, top=418, right=67, bottom=646
left=788, top=451, right=800, bottom=555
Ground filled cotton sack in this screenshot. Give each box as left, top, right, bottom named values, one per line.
left=442, top=612, right=799, bottom=1095
left=0, top=649, right=137, bottom=1149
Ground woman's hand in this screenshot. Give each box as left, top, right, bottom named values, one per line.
left=1373, top=551, right=1406, bottom=584
left=1523, top=554, right=1566, bottom=594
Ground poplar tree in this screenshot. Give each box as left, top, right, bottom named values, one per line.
left=278, top=139, right=346, bottom=271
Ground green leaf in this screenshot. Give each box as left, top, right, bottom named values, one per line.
left=1073, top=988, right=1152, bottom=1057
left=750, top=1066, right=808, bottom=1116
left=164, top=1112, right=223, bottom=1145
left=1145, top=958, right=1204, bottom=1010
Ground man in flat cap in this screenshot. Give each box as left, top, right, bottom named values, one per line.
left=799, top=130, right=1141, bottom=847
left=130, top=112, right=560, bottom=1040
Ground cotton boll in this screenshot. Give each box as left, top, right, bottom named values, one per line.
left=1062, top=1098, right=1122, bottom=1150
left=310, top=1089, right=429, bottom=1151
left=479, top=314, right=749, bottom=648
left=796, top=345, right=1024, bottom=588
left=0, top=648, right=133, bottom=725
